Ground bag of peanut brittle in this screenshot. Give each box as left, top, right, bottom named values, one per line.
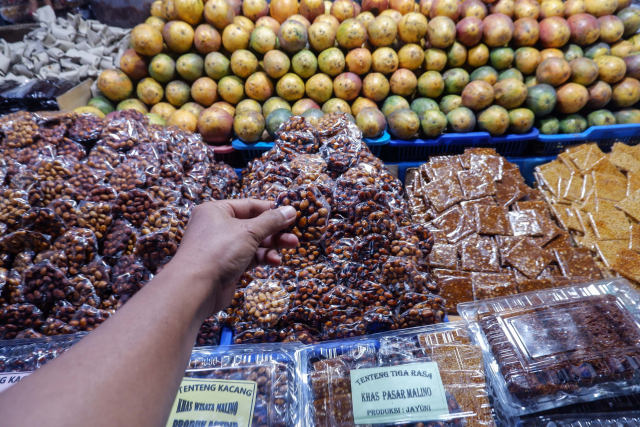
left=300, top=322, right=498, bottom=427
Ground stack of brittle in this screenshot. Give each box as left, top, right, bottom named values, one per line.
left=534, top=142, right=640, bottom=287
left=406, top=148, right=603, bottom=313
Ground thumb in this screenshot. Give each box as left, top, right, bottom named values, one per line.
left=246, top=206, right=297, bottom=243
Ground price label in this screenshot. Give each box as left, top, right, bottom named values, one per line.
left=0, top=372, right=32, bottom=394
left=350, top=362, right=448, bottom=425
left=166, top=378, right=257, bottom=427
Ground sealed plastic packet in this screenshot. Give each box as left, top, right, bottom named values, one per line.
left=301, top=322, right=496, bottom=427
left=179, top=343, right=303, bottom=427
left=459, top=277, right=640, bottom=416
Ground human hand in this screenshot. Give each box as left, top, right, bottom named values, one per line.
left=171, top=199, right=298, bottom=312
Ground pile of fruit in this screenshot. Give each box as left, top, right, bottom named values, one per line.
left=86, top=0, right=640, bottom=143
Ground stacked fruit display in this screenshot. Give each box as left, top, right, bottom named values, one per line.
left=89, top=0, right=640, bottom=143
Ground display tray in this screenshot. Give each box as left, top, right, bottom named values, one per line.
left=518, top=412, right=640, bottom=427
left=382, top=129, right=539, bottom=161
left=459, top=278, right=640, bottom=417
left=531, top=124, right=640, bottom=155
left=299, top=322, right=500, bottom=427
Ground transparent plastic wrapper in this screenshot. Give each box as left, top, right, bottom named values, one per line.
left=20, top=207, right=66, bottom=239
left=0, top=111, right=39, bottom=149
left=321, top=308, right=366, bottom=340
left=396, top=292, right=446, bottom=329
left=108, top=160, right=146, bottom=192
left=300, top=322, right=496, bottom=427
left=0, top=230, right=51, bottom=256
left=183, top=342, right=303, bottom=427
left=68, top=304, right=112, bottom=332
left=42, top=317, right=77, bottom=336
left=52, top=228, right=98, bottom=275
left=196, top=313, right=223, bottom=347
left=145, top=156, right=184, bottom=188
left=29, top=156, right=74, bottom=182
left=101, top=218, right=138, bottom=259
left=57, top=138, right=87, bottom=161
left=320, top=134, right=363, bottom=176
left=68, top=162, right=107, bottom=201
left=0, top=303, right=45, bottom=339
left=350, top=200, right=398, bottom=241
left=230, top=279, right=290, bottom=334
left=85, top=143, right=123, bottom=172
left=279, top=323, right=321, bottom=344
left=67, top=275, right=101, bottom=308
left=15, top=329, right=44, bottom=339
left=134, top=227, right=179, bottom=273
left=99, top=114, right=149, bottom=152
left=459, top=278, right=640, bottom=416
left=295, top=263, right=338, bottom=287
left=274, top=117, right=320, bottom=161
left=68, top=114, right=105, bottom=143
left=110, top=255, right=152, bottom=301
left=72, top=201, right=113, bottom=241
left=141, top=207, right=185, bottom=243
left=34, top=112, right=75, bottom=146
left=0, top=333, right=84, bottom=373
left=147, top=185, right=182, bottom=208
left=279, top=243, right=323, bottom=269
left=22, top=260, right=72, bottom=310
left=0, top=188, right=30, bottom=231
left=113, top=189, right=159, bottom=228
left=9, top=169, right=40, bottom=192
left=289, top=154, right=327, bottom=176
left=28, top=179, right=77, bottom=207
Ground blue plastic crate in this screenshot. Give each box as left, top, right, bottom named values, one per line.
left=232, top=132, right=391, bottom=164
left=381, top=128, right=538, bottom=161
left=532, top=124, right=640, bottom=155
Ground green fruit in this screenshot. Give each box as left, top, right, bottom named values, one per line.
left=149, top=54, right=176, bottom=83
left=176, top=53, right=204, bottom=82
left=498, top=68, right=524, bottom=82
left=490, top=47, right=514, bottom=71
left=387, top=108, right=420, bottom=139
left=587, top=109, right=617, bottom=127
left=117, top=98, right=148, bottom=113
left=417, top=71, right=445, bottom=98
left=618, top=7, right=640, bottom=37
left=87, top=96, right=114, bottom=115
left=419, top=110, right=447, bottom=138
left=291, top=50, right=318, bottom=79
left=470, top=66, right=499, bottom=85
left=562, top=44, right=584, bottom=62
left=584, top=42, right=611, bottom=60
left=446, top=107, right=476, bottom=133
left=204, top=52, right=231, bottom=80
left=508, top=108, right=535, bottom=134
left=477, top=105, right=509, bottom=136
left=411, top=98, right=440, bottom=117
left=614, top=108, right=640, bottom=124
left=356, top=107, right=386, bottom=139
left=234, top=111, right=265, bottom=143
left=439, top=95, right=462, bottom=115
left=266, top=108, right=294, bottom=137
left=300, top=108, right=325, bottom=127
left=145, top=112, right=166, bottom=126
left=525, top=84, right=557, bottom=117
left=381, top=95, right=410, bottom=117
left=537, top=116, right=560, bottom=134
left=559, top=114, right=588, bottom=133
left=262, top=97, right=291, bottom=118
left=443, top=68, right=469, bottom=94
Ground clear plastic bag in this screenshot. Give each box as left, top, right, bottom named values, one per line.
left=52, top=228, right=98, bottom=275
left=113, top=189, right=160, bottom=228
left=0, top=303, right=45, bottom=339
left=0, top=188, right=30, bottom=231
left=134, top=227, right=179, bottom=273
left=27, top=179, right=77, bottom=207
left=68, top=114, right=105, bottom=143
left=459, top=278, right=640, bottom=416
left=274, top=184, right=330, bottom=243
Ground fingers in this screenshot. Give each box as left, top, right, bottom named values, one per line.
left=245, top=206, right=297, bottom=243
left=223, top=199, right=274, bottom=219
left=248, top=248, right=281, bottom=271
left=260, top=233, right=299, bottom=250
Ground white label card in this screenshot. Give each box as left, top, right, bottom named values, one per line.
left=0, top=372, right=32, bottom=394
left=350, top=362, right=449, bottom=425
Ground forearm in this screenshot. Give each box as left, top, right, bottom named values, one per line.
left=0, top=260, right=215, bottom=427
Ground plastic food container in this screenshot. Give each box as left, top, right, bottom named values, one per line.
left=518, top=412, right=640, bottom=427
left=532, top=124, right=640, bottom=155
left=185, top=343, right=304, bottom=427
left=459, top=278, right=640, bottom=416
left=299, top=322, right=499, bottom=427
left=382, top=129, right=538, bottom=162
left=0, top=334, right=85, bottom=376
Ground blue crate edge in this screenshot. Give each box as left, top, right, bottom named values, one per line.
left=388, top=128, right=539, bottom=147
left=537, top=123, right=640, bottom=141
left=232, top=133, right=390, bottom=150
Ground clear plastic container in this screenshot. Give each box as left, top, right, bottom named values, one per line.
left=185, top=343, right=304, bottom=427
left=459, top=278, right=640, bottom=416
left=299, top=322, right=498, bottom=427
left=519, top=412, right=640, bottom=427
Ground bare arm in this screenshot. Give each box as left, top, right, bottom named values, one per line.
left=0, top=199, right=297, bottom=427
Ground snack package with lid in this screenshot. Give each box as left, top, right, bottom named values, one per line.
left=459, top=277, right=640, bottom=416
left=183, top=342, right=304, bottom=427
left=300, top=322, right=497, bottom=427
